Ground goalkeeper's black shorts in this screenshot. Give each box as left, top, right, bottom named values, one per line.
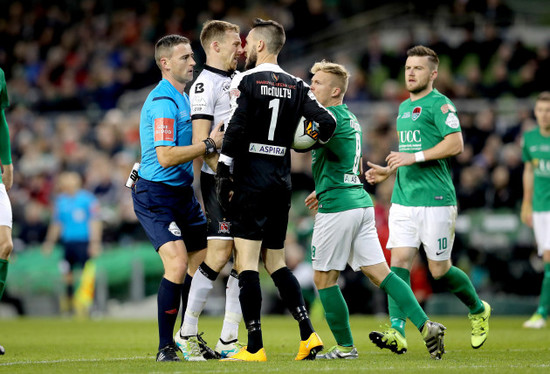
left=229, top=185, right=291, bottom=250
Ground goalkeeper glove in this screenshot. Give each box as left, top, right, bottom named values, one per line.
left=215, top=161, right=233, bottom=212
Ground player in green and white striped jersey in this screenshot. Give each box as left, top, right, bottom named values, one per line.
left=366, top=46, right=490, bottom=353
left=521, top=91, right=550, bottom=329
left=305, top=60, right=445, bottom=360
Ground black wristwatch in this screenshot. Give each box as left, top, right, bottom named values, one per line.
left=203, top=138, right=216, bottom=155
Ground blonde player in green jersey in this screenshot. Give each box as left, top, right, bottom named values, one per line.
left=0, top=67, right=14, bottom=355
left=365, top=46, right=491, bottom=353
left=305, top=60, right=446, bottom=360
left=521, top=91, right=550, bottom=329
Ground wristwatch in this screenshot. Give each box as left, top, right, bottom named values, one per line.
left=203, top=138, right=216, bottom=155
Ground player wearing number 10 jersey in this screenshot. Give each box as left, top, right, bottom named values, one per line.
left=366, top=45, right=490, bottom=355
left=521, top=92, right=550, bottom=329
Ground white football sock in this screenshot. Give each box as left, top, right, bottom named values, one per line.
left=220, top=271, right=242, bottom=342
left=179, top=268, right=214, bottom=336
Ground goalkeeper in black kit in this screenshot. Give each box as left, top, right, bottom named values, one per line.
left=215, top=18, right=336, bottom=361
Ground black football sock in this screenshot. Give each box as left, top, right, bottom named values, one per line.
left=271, top=267, right=314, bottom=340
left=179, top=273, right=193, bottom=328
left=239, top=270, right=263, bottom=353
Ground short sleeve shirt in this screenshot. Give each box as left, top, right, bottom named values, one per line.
left=54, top=190, right=99, bottom=242
left=189, top=66, right=233, bottom=174
left=312, top=104, right=372, bottom=213
left=522, top=127, right=550, bottom=212
left=0, top=68, right=8, bottom=109
left=138, top=79, right=194, bottom=187
left=391, top=89, right=460, bottom=207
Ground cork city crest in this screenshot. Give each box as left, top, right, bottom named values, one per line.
left=412, top=106, right=422, bottom=121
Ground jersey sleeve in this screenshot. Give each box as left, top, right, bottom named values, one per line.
left=221, top=73, right=247, bottom=158
left=190, top=77, right=215, bottom=121
left=301, top=85, right=336, bottom=143
left=521, top=132, right=532, bottom=162
left=0, top=68, right=9, bottom=109
left=0, top=70, right=11, bottom=165
left=433, top=97, right=461, bottom=137
left=149, top=97, right=179, bottom=148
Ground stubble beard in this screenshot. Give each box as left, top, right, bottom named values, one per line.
left=408, top=80, right=429, bottom=95
left=245, top=51, right=257, bottom=70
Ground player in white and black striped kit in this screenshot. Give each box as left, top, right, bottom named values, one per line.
left=216, top=19, right=337, bottom=362
left=174, top=20, right=245, bottom=361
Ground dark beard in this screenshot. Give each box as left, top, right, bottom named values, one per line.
left=245, top=53, right=257, bottom=70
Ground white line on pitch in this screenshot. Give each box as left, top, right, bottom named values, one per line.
left=0, top=356, right=150, bottom=366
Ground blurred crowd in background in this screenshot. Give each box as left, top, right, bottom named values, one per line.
left=1, top=0, right=549, bottom=312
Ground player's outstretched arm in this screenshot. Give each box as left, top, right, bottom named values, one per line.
left=156, top=121, right=224, bottom=169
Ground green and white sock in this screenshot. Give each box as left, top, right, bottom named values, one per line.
left=318, top=285, right=353, bottom=347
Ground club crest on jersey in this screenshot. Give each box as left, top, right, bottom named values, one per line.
left=168, top=221, right=181, bottom=236
left=412, top=106, right=422, bottom=121
left=218, top=221, right=231, bottom=234
left=230, top=88, right=240, bottom=99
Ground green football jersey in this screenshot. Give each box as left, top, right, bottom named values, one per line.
left=391, top=89, right=460, bottom=207
left=0, top=67, right=10, bottom=184
left=311, top=104, right=372, bottom=213
left=522, top=127, right=550, bottom=212
left=0, top=68, right=8, bottom=109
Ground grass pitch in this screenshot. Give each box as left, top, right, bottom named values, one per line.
left=0, top=315, right=549, bottom=373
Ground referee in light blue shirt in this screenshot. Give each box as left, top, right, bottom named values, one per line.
left=130, top=34, right=224, bottom=362
left=43, top=171, right=102, bottom=313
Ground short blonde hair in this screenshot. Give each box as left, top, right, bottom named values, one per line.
left=310, top=59, right=350, bottom=95
left=200, top=20, right=240, bottom=51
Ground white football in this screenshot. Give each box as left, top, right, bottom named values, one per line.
left=292, top=116, right=319, bottom=152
